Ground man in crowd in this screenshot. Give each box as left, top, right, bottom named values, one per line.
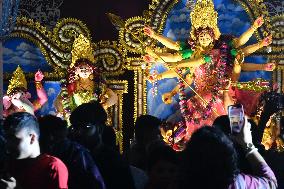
left=0, top=112, right=68, bottom=189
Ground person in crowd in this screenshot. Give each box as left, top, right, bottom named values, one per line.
left=38, top=114, right=105, bottom=189
left=128, top=115, right=163, bottom=170
left=101, top=125, right=119, bottom=152
left=263, top=113, right=284, bottom=189
left=256, top=91, right=284, bottom=188
left=213, top=115, right=266, bottom=174
left=69, top=101, right=136, bottom=189
left=145, top=142, right=178, bottom=189
left=100, top=122, right=148, bottom=189
left=177, top=119, right=277, bottom=189
left=0, top=112, right=68, bottom=189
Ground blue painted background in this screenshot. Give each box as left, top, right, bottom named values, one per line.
left=3, top=38, right=61, bottom=116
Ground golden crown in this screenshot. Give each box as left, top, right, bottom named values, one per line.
left=7, top=66, right=28, bottom=95
left=190, top=0, right=221, bottom=40
left=70, top=34, right=95, bottom=68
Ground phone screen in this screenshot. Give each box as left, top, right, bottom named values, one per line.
left=173, top=126, right=186, bottom=143
left=228, top=104, right=244, bottom=134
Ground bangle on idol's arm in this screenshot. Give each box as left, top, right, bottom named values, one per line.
left=222, top=89, right=230, bottom=92
left=35, top=81, right=43, bottom=89
left=251, top=24, right=257, bottom=31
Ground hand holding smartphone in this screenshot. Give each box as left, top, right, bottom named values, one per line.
left=228, top=104, right=245, bottom=135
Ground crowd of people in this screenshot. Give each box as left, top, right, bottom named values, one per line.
left=0, top=96, right=283, bottom=189
left=1, top=0, right=283, bottom=188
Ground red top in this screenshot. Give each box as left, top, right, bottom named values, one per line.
left=8, top=154, right=68, bottom=189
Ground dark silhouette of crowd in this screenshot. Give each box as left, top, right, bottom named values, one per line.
left=0, top=92, right=283, bottom=189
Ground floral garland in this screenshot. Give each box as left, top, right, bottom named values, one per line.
left=177, top=68, right=191, bottom=123
left=59, top=67, right=106, bottom=119
left=60, top=79, right=72, bottom=116
left=177, top=41, right=232, bottom=135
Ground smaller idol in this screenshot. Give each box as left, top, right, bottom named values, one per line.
left=3, top=66, right=48, bottom=117
left=55, top=34, right=118, bottom=120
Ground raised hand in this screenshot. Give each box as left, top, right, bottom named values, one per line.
left=35, top=70, right=44, bottom=82
left=0, top=176, right=17, bottom=189
left=144, top=26, right=156, bottom=38
left=261, top=34, right=272, bottom=47
left=234, top=117, right=253, bottom=147
left=263, top=62, right=276, bottom=71
left=253, top=16, right=264, bottom=29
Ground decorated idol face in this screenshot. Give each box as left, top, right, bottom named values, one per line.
left=75, top=63, right=93, bottom=79
left=10, top=91, right=31, bottom=108
left=198, top=31, right=214, bottom=47
left=11, top=91, right=25, bottom=100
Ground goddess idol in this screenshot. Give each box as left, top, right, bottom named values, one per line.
left=143, top=0, right=275, bottom=143
left=55, top=34, right=118, bottom=120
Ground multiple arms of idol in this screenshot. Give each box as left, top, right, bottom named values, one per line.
left=143, top=16, right=275, bottom=104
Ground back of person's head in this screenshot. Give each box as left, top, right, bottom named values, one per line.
left=3, top=112, right=40, bottom=138
left=38, top=115, right=68, bottom=153
left=102, top=125, right=118, bottom=151
left=147, top=142, right=178, bottom=172
left=3, top=112, right=40, bottom=159
left=69, top=102, right=106, bottom=148
left=213, top=115, right=231, bottom=135
left=134, top=115, right=162, bottom=146
left=38, top=115, right=68, bottom=139
left=178, top=126, right=239, bottom=189
left=146, top=142, right=178, bottom=189
left=70, top=101, right=107, bottom=126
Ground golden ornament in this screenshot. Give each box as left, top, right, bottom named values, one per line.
left=190, top=0, right=221, bottom=40
left=7, top=66, right=28, bottom=95
left=71, top=34, right=95, bottom=68
left=262, top=112, right=284, bottom=152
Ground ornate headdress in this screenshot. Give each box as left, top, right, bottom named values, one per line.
left=70, top=34, right=95, bottom=68
left=190, top=0, right=221, bottom=40
left=7, top=66, right=28, bottom=95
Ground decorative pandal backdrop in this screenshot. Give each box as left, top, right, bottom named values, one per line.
left=116, top=0, right=283, bottom=121
left=3, top=0, right=284, bottom=152
left=3, top=18, right=128, bottom=152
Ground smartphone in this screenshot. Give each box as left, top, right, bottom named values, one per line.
left=173, top=126, right=186, bottom=143
left=228, top=104, right=244, bottom=135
